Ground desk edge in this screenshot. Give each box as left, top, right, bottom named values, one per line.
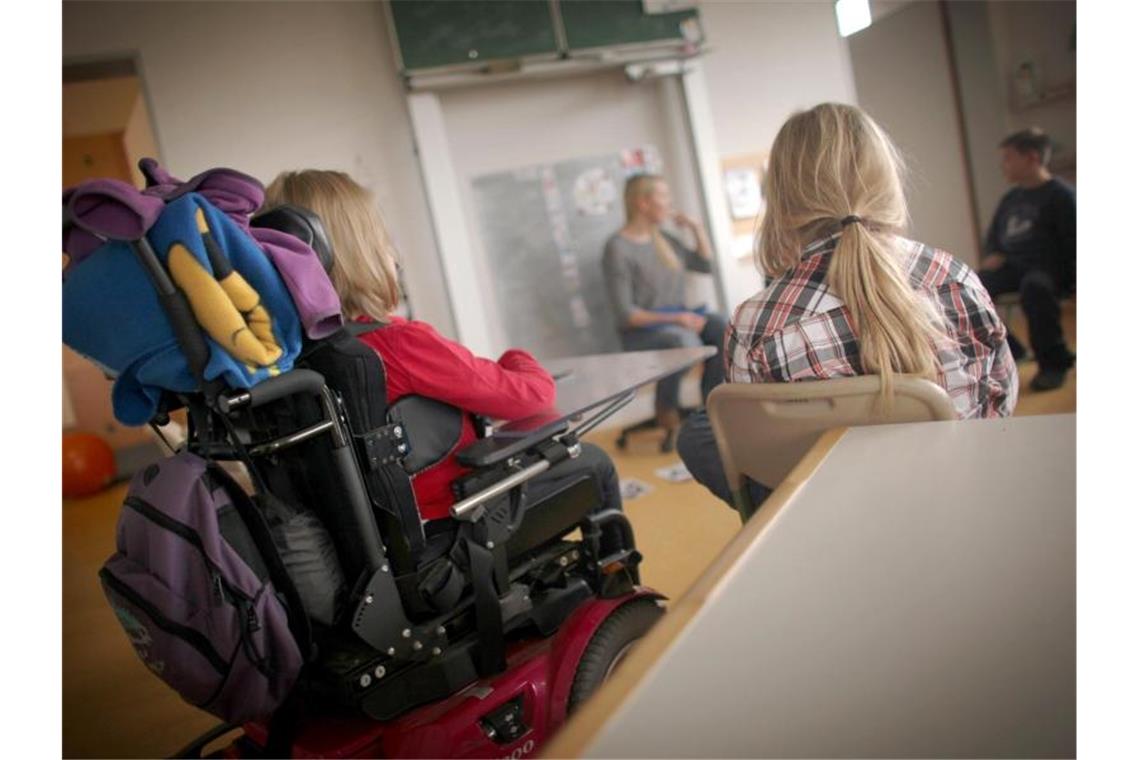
left=541, top=426, right=851, bottom=759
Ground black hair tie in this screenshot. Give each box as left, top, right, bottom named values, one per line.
left=840, top=215, right=863, bottom=227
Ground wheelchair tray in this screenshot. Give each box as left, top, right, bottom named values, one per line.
left=456, top=418, right=569, bottom=468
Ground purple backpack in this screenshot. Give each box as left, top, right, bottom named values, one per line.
left=99, top=451, right=308, bottom=723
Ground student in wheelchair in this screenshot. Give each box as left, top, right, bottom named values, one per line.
left=262, top=170, right=624, bottom=550
left=63, top=161, right=659, bottom=758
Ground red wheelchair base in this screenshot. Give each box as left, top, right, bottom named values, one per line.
left=225, top=589, right=658, bottom=759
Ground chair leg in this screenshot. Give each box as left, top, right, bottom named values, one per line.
left=733, top=487, right=757, bottom=524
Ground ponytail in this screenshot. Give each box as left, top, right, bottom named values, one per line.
left=827, top=220, right=940, bottom=403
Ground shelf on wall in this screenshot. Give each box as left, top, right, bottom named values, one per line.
left=1011, top=81, right=1075, bottom=114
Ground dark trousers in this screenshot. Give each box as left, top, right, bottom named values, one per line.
left=523, top=441, right=623, bottom=553
left=979, top=262, right=1073, bottom=371
left=619, top=312, right=728, bottom=412
left=524, top=441, right=621, bottom=514
left=676, top=410, right=771, bottom=512
left=426, top=442, right=623, bottom=560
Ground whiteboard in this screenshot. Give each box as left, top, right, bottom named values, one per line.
left=471, top=150, right=660, bottom=359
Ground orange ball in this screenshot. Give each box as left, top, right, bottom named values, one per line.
left=62, top=432, right=116, bottom=499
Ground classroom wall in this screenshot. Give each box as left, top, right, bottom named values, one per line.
left=986, top=0, right=1076, bottom=182
left=944, top=0, right=1010, bottom=235
left=62, top=0, right=457, bottom=339
left=847, top=1, right=980, bottom=265
left=693, top=0, right=859, bottom=312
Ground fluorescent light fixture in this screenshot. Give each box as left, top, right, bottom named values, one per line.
left=835, top=0, right=872, bottom=38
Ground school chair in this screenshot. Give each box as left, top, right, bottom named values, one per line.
left=707, top=376, right=957, bottom=522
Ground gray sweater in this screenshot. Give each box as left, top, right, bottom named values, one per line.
left=602, top=230, right=712, bottom=330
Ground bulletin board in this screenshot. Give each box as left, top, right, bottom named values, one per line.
left=721, top=152, right=768, bottom=242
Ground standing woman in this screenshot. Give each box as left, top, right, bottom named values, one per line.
left=602, top=174, right=727, bottom=438
left=678, top=103, right=1018, bottom=511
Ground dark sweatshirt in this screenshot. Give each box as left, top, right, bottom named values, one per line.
left=984, top=177, right=1076, bottom=291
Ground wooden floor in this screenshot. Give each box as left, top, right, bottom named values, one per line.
left=61, top=303, right=1075, bottom=758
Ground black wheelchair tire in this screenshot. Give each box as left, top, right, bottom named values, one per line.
left=567, top=597, right=664, bottom=713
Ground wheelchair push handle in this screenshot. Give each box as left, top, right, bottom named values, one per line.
left=129, top=237, right=212, bottom=386
left=218, top=369, right=327, bottom=413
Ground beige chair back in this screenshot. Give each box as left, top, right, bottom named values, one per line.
left=707, top=376, right=957, bottom=518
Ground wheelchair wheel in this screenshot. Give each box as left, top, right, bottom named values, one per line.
left=567, top=597, right=664, bottom=713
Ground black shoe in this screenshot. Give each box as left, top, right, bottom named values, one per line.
left=1007, top=334, right=1027, bottom=363
left=1030, top=367, right=1069, bottom=392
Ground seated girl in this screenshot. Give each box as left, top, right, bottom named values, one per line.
left=677, top=103, right=1018, bottom=510
left=602, top=174, right=727, bottom=437
left=264, top=170, right=622, bottom=541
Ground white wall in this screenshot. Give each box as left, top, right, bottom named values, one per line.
left=945, top=0, right=1010, bottom=236
left=699, top=0, right=858, bottom=311
left=848, top=1, right=980, bottom=265
left=62, top=0, right=457, bottom=338
left=987, top=0, right=1077, bottom=182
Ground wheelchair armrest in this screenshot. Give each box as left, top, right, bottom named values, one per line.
left=455, top=418, right=569, bottom=469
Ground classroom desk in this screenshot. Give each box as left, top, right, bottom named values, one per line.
left=545, top=414, right=1076, bottom=759
left=486, top=346, right=716, bottom=437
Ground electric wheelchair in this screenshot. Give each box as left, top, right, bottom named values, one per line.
left=90, top=203, right=664, bottom=759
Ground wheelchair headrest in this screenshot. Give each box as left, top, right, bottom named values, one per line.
left=251, top=205, right=335, bottom=274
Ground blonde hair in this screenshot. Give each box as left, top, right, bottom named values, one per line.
left=756, top=103, right=941, bottom=400
left=264, top=170, right=401, bottom=320
left=623, top=174, right=681, bottom=271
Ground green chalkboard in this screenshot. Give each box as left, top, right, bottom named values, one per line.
left=560, top=0, right=699, bottom=51
left=389, top=1, right=559, bottom=72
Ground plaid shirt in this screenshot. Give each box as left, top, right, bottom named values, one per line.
left=725, top=234, right=1018, bottom=419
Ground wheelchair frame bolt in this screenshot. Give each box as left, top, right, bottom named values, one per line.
left=486, top=541, right=495, bottom=550
left=432, top=647, right=442, bottom=656
left=374, top=665, right=386, bottom=679
left=364, top=594, right=374, bottom=605
left=387, top=647, right=396, bottom=656
left=559, top=556, right=569, bottom=566
left=413, top=640, right=423, bottom=651
left=402, top=628, right=412, bottom=638
left=359, top=673, right=372, bottom=688
left=393, top=426, right=403, bottom=438
left=436, top=625, right=446, bottom=636
left=381, top=564, right=389, bottom=573
left=570, top=551, right=579, bottom=561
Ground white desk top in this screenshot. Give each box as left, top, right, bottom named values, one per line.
left=547, top=414, right=1075, bottom=758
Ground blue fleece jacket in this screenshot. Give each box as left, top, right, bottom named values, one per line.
left=63, top=193, right=302, bottom=426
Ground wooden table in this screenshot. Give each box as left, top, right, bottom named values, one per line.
left=546, top=414, right=1076, bottom=758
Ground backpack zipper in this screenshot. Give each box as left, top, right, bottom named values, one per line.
left=100, top=568, right=228, bottom=676
left=123, top=495, right=253, bottom=603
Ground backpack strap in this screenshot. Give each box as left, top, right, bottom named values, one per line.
left=205, top=460, right=314, bottom=663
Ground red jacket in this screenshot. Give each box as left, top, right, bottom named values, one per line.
left=357, top=316, right=556, bottom=521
